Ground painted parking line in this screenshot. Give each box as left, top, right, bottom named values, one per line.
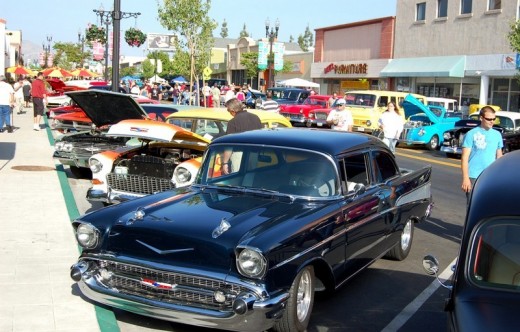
left=395, top=151, right=460, bottom=168
left=381, top=257, right=457, bottom=332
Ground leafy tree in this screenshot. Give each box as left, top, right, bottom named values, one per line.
left=220, top=19, right=228, bottom=38
left=170, top=49, right=190, bottom=77
left=297, top=24, right=314, bottom=51
left=508, top=20, right=520, bottom=52
left=52, top=41, right=91, bottom=70
left=147, top=50, right=172, bottom=75
left=141, top=59, right=155, bottom=78
left=158, top=0, right=216, bottom=95
left=239, top=23, right=249, bottom=38
left=240, top=52, right=259, bottom=86
left=120, top=66, right=137, bottom=77
left=289, top=35, right=294, bottom=43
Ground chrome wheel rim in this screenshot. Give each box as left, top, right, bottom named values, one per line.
left=296, top=269, right=312, bottom=322
left=401, top=220, right=412, bottom=251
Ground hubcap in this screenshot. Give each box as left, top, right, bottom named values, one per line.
left=401, top=220, right=412, bottom=251
left=296, top=269, right=312, bottom=322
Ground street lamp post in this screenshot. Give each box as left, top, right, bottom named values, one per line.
left=265, top=18, right=279, bottom=89
left=93, top=1, right=140, bottom=91
left=42, top=35, right=52, bottom=68
left=77, top=29, right=85, bottom=68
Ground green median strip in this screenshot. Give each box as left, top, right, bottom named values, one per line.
left=49, top=119, right=120, bottom=332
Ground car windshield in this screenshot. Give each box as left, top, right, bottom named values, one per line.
left=281, top=90, right=300, bottom=100
left=468, top=218, right=520, bottom=292
left=304, top=98, right=327, bottom=106
left=196, top=145, right=339, bottom=198
left=168, top=117, right=228, bottom=140
left=344, top=93, right=376, bottom=107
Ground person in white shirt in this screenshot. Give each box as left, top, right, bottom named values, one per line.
left=13, top=77, right=24, bottom=114
left=378, top=101, right=404, bottom=153
left=326, top=98, right=353, bottom=131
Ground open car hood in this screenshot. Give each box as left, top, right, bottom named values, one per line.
left=403, top=94, right=442, bottom=122
left=65, top=90, right=147, bottom=127
left=46, top=78, right=66, bottom=91
left=107, top=119, right=211, bottom=144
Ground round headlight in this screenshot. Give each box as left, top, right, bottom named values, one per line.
left=55, top=142, right=64, bottom=151
left=174, top=167, right=192, bottom=184
left=418, top=129, right=426, bottom=136
left=63, top=143, right=74, bottom=152
left=443, top=132, right=451, bottom=140
left=366, top=120, right=372, bottom=127
left=237, top=248, right=267, bottom=278
left=76, top=223, right=99, bottom=249
left=89, top=158, right=102, bottom=173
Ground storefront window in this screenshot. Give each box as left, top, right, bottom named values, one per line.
left=492, top=78, right=519, bottom=112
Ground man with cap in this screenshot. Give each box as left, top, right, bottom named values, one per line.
left=326, top=98, right=353, bottom=131
left=0, top=75, right=15, bottom=133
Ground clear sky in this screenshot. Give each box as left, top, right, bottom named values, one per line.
left=2, top=0, right=396, bottom=58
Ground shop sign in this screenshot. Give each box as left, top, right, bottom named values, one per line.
left=324, top=63, right=368, bottom=75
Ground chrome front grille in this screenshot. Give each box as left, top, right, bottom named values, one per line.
left=107, top=173, right=175, bottom=195
left=95, top=260, right=249, bottom=310
left=314, top=112, right=328, bottom=120
left=400, top=129, right=409, bottom=140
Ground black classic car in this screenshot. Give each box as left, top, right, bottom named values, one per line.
left=441, top=111, right=520, bottom=157
left=423, top=150, right=520, bottom=332
left=70, top=129, right=433, bottom=332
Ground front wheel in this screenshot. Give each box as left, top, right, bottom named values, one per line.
left=427, top=135, right=439, bottom=150
left=274, top=266, right=315, bottom=332
left=385, top=219, right=414, bottom=261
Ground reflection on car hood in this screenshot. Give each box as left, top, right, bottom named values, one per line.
left=81, top=190, right=319, bottom=271
left=403, top=94, right=442, bottom=121
left=65, top=90, right=147, bottom=127
left=107, top=119, right=211, bottom=144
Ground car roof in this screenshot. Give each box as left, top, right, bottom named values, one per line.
left=211, top=128, right=386, bottom=156
left=469, top=111, right=520, bottom=120
left=167, top=108, right=291, bottom=125
left=467, top=150, right=520, bottom=229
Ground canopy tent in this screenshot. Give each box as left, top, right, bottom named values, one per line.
left=149, top=74, right=166, bottom=83
left=380, top=56, right=466, bottom=77
left=279, top=78, right=320, bottom=88
left=170, top=76, right=188, bottom=84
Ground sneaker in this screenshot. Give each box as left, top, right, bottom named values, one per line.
left=33, top=124, right=40, bottom=131
left=7, top=126, right=13, bottom=133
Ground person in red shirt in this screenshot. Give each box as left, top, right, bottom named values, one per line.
left=31, top=72, right=47, bottom=131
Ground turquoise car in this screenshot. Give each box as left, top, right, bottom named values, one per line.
left=399, top=94, right=461, bottom=150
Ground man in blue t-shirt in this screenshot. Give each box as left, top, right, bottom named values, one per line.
left=461, top=106, right=503, bottom=203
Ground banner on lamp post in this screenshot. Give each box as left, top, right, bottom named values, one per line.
left=257, top=40, right=268, bottom=70
left=273, top=42, right=284, bottom=71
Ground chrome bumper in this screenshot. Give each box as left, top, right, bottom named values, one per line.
left=72, top=263, right=288, bottom=332
left=440, top=146, right=462, bottom=154
left=52, top=151, right=89, bottom=168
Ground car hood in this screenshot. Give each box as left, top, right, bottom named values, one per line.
left=80, top=189, right=322, bottom=271
left=403, top=94, right=442, bottom=122
left=107, top=119, right=211, bottom=144
left=65, top=90, right=147, bottom=127
left=46, top=78, right=66, bottom=91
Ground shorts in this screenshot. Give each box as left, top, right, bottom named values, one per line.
left=24, top=95, right=31, bottom=102
left=33, top=98, right=44, bottom=116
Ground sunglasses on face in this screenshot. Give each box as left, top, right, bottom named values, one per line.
left=482, top=116, right=496, bottom=121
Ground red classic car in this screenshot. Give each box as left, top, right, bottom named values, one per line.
left=279, top=94, right=331, bottom=126
left=306, top=98, right=347, bottom=129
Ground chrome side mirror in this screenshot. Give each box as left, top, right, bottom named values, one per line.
left=422, top=254, right=453, bottom=290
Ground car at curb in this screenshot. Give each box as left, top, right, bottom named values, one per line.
left=71, top=128, right=433, bottom=332
left=279, top=95, right=331, bottom=126
left=423, top=150, right=520, bottom=332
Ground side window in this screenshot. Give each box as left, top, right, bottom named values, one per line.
left=461, top=0, right=472, bottom=14
left=339, top=153, right=369, bottom=193
left=372, top=150, right=400, bottom=183
left=417, top=2, right=426, bottom=21
left=438, top=0, right=448, bottom=18
left=488, top=0, right=501, bottom=10
left=379, top=96, right=389, bottom=107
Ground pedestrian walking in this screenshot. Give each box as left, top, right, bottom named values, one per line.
left=326, top=98, right=353, bottom=132
left=0, top=75, right=15, bottom=133
left=378, top=101, right=404, bottom=153
left=31, top=72, right=47, bottom=131
left=13, top=77, right=25, bottom=114
left=221, top=98, right=262, bottom=175
left=22, top=77, right=31, bottom=108
left=259, top=91, right=279, bottom=113
left=461, top=106, right=503, bottom=204
left=211, top=83, right=220, bottom=108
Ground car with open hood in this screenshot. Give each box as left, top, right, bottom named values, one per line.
left=423, top=150, right=520, bottom=332
left=72, top=128, right=433, bottom=332
left=52, top=90, right=190, bottom=178
left=398, top=94, right=461, bottom=150
left=87, top=108, right=292, bottom=205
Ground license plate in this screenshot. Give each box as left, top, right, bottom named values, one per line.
left=356, top=127, right=365, bottom=132
left=317, top=123, right=323, bottom=127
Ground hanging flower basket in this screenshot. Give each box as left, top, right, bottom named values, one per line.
left=125, top=28, right=147, bottom=47
left=86, top=24, right=107, bottom=44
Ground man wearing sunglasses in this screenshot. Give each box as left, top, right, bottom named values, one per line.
left=461, top=106, right=503, bottom=203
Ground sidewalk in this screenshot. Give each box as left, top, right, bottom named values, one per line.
left=0, top=108, right=109, bottom=331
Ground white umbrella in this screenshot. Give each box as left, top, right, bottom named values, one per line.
left=279, top=78, right=320, bottom=88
